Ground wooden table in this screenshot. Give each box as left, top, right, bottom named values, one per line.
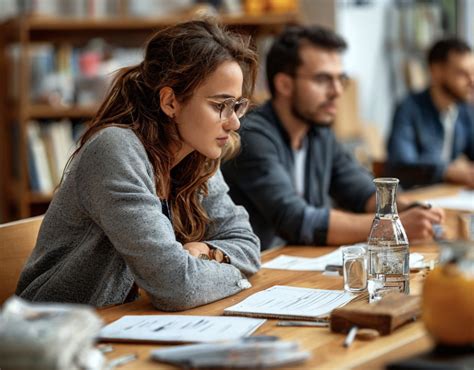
left=99, top=185, right=469, bottom=369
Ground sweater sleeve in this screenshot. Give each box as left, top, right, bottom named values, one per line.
left=75, top=127, right=251, bottom=311
left=202, top=170, right=261, bottom=276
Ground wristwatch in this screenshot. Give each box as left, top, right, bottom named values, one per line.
left=210, top=248, right=230, bottom=264
left=197, top=253, right=211, bottom=260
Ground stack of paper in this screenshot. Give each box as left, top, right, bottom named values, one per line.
left=224, top=285, right=356, bottom=321
left=99, top=315, right=266, bottom=343
left=151, top=338, right=310, bottom=368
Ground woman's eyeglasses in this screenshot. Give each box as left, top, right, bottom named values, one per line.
left=207, top=97, right=250, bottom=120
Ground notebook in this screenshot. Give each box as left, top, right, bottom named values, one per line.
left=224, top=285, right=357, bottom=321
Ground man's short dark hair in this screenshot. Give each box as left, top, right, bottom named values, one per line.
left=427, top=37, right=472, bottom=65
left=266, top=25, right=347, bottom=97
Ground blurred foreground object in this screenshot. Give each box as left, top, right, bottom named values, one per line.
left=0, top=296, right=103, bottom=370
left=422, top=241, right=474, bottom=346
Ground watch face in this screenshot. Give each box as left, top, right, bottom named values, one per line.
left=198, top=253, right=210, bottom=260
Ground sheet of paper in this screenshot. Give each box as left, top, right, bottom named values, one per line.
left=99, top=315, right=266, bottom=343
left=224, top=286, right=355, bottom=318
left=262, top=249, right=424, bottom=271
left=426, top=190, right=474, bottom=212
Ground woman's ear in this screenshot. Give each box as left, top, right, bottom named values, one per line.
left=159, top=87, right=179, bottom=119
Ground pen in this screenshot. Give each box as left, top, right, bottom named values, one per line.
left=343, top=326, right=358, bottom=348
left=405, top=201, right=432, bottom=211
left=105, top=353, right=138, bottom=370
left=277, top=320, right=329, bottom=327
left=324, top=264, right=343, bottom=275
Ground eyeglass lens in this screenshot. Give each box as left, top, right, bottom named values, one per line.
left=222, top=99, right=249, bottom=119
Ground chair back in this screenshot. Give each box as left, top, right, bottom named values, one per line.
left=0, top=216, right=43, bottom=304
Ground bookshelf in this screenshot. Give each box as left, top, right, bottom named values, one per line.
left=0, top=11, right=300, bottom=221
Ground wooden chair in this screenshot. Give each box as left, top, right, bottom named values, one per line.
left=0, top=215, right=43, bottom=304
left=372, top=160, right=387, bottom=178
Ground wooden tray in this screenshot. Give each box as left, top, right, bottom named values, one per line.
left=330, top=293, right=421, bottom=335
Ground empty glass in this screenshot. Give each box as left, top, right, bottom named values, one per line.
left=342, top=245, right=367, bottom=292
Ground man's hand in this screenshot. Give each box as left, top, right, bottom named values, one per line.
left=183, top=242, right=211, bottom=258
left=444, top=161, right=474, bottom=189
left=399, top=206, right=445, bottom=242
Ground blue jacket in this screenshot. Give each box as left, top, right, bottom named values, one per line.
left=222, top=101, right=375, bottom=250
left=387, top=89, right=474, bottom=188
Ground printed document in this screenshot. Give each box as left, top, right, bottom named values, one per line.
left=262, top=249, right=425, bottom=271
left=224, top=286, right=355, bottom=320
left=99, top=315, right=266, bottom=343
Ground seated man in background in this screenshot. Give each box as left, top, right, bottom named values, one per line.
left=387, top=37, right=474, bottom=189
left=222, top=25, right=443, bottom=250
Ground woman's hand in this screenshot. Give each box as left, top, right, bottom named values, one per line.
left=183, top=242, right=211, bottom=258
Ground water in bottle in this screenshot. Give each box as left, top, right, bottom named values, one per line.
left=367, top=178, right=409, bottom=302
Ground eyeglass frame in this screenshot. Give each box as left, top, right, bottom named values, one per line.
left=206, top=97, right=250, bottom=120
left=291, top=72, right=350, bottom=90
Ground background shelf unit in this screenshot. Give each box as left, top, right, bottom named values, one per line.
left=0, top=11, right=300, bottom=221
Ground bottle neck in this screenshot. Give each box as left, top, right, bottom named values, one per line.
left=375, top=182, right=398, bottom=218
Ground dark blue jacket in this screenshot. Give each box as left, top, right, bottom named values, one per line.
left=387, top=89, right=474, bottom=188
left=222, top=101, right=375, bottom=250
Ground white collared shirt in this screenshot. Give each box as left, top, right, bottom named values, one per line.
left=440, top=105, right=459, bottom=162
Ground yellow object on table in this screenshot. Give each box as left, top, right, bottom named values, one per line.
left=423, top=263, right=474, bottom=345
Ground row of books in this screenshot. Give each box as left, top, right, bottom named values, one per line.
left=2, top=0, right=238, bottom=18
left=7, top=41, right=143, bottom=106
left=27, top=120, right=86, bottom=193
left=38, top=42, right=140, bottom=106
left=9, top=34, right=273, bottom=106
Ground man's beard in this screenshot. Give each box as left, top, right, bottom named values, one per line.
left=440, top=80, right=467, bottom=103
left=290, top=94, right=334, bottom=127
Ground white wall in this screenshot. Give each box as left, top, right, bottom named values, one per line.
left=336, top=0, right=394, bottom=140
left=459, top=0, right=474, bottom=46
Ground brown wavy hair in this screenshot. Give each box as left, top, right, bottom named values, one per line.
left=72, top=19, right=258, bottom=243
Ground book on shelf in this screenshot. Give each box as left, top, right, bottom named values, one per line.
left=27, top=121, right=54, bottom=193
left=27, top=120, right=83, bottom=194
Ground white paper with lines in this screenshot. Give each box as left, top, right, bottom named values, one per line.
left=224, top=286, right=356, bottom=320
left=262, top=250, right=425, bottom=271
left=99, top=315, right=266, bottom=343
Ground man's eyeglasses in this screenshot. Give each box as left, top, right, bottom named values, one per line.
left=293, top=73, right=350, bottom=90
left=207, top=97, right=250, bottom=120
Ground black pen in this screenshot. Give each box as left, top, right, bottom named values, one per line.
left=405, top=201, right=432, bottom=211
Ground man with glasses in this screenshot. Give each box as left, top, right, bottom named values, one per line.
left=387, top=37, right=474, bottom=189
left=222, top=25, right=443, bottom=250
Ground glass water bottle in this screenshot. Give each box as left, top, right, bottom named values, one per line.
left=367, top=178, right=409, bottom=301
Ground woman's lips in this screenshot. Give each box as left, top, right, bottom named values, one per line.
left=216, top=136, right=229, bottom=146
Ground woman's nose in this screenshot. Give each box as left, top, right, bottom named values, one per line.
left=224, top=113, right=241, bottom=131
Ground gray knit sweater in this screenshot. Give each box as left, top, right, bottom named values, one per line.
left=16, top=127, right=261, bottom=310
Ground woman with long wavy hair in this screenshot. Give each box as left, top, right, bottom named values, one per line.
left=16, top=19, right=261, bottom=310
